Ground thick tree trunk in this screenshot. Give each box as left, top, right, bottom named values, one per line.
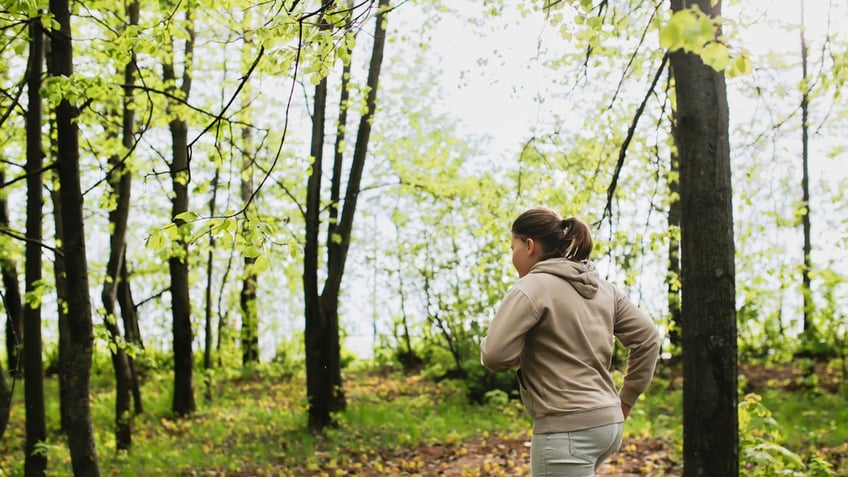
left=167, top=115, right=195, bottom=416
left=48, top=0, right=101, bottom=473
left=0, top=170, right=23, bottom=376
left=305, top=0, right=390, bottom=431
left=163, top=4, right=196, bottom=417
left=305, top=66, right=331, bottom=429
left=23, top=15, right=47, bottom=477
left=669, top=1, right=738, bottom=476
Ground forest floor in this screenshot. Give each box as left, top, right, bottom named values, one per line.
left=2, top=359, right=847, bottom=476
left=275, top=360, right=845, bottom=476
left=277, top=434, right=678, bottom=476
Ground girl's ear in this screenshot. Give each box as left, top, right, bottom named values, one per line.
left=525, top=238, right=536, bottom=255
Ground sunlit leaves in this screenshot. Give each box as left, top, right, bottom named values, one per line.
left=23, top=278, right=49, bottom=309
left=727, top=52, right=752, bottom=77
left=174, top=210, right=199, bottom=222
left=660, top=7, right=714, bottom=53
left=659, top=6, right=750, bottom=75
left=700, top=41, right=730, bottom=71
left=739, top=393, right=808, bottom=473
left=40, top=74, right=110, bottom=108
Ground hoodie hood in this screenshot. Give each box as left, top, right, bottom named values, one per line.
left=528, top=258, right=599, bottom=299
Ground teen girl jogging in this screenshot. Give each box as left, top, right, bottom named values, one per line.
left=481, top=207, right=660, bottom=477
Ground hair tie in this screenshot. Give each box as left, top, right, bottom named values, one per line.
left=560, top=219, right=569, bottom=229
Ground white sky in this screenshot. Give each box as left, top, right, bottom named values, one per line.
left=346, top=0, right=848, bottom=357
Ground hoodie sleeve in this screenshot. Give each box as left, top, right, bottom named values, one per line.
left=613, top=289, right=660, bottom=407
left=481, top=286, right=540, bottom=372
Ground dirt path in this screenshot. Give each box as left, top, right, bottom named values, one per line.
left=299, top=434, right=680, bottom=476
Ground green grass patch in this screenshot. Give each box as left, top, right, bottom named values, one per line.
left=1, top=361, right=846, bottom=475
left=760, top=387, right=848, bottom=449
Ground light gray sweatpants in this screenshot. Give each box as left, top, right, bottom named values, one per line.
left=530, top=422, right=624, bottom=477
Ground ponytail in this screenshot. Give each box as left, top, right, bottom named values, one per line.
left=561, top=216, right=593, bottom=261
left=512, top=208, right=594, bottom=262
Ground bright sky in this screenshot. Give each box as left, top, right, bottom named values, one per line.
left=343, top=0, right=847, bottom=357
left=421, top=0, right=845, bottom=160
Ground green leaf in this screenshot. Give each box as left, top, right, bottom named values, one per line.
left=174, top=210, right=198, bottom=222
left=660, top=11, right=689, bottom=50
left=701, top=42, right=730, bottom=71
left=253, top=255, right=270, bottom=274
left=727, top=54, right=753, bottom=78
left=661, top=8, right=715, bottom=53
left=242, top=245, right=262, bottom=259
left=147, top=229, right=166, bottom=251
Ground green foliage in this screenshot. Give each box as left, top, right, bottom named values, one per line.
left=739, top=393, right=834, bottom=476
left=658, top=5, right=751, bottom=76
left=270, top=330, right=306, bottom=378
left=5, top=356, right=848, bottom=475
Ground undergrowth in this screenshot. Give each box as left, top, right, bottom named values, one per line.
left=0, top=360, right=845, bottom=476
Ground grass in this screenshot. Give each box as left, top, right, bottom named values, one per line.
left=1, top=360, right=846, bottom=476
left=761, top=387, right=848, bottom=449
left=0, top=364, right=529, bottom=476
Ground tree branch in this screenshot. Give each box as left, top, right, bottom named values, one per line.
left=601, top=52, right=668, bottom=227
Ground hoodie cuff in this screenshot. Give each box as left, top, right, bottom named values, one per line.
left=619, top=387, right=641, bottom=407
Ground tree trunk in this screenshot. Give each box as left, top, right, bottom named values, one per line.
left=799, top=0, right=813, bottom=335
left=117, top=255, right=144, bottom=415
left=48, top=0, right=101, bottom=473
left=99, top=0, right=140, bottom=450
left=0, top=170, right=23, bottom=376
left=0, top=366, right=9, bottom=440
left=163, top=4, right=196, bottom=417
left=305, top=62, right=331, bottom=428
left=51, top=185, right=70, bottom=433
left=204, top=167, right=220, bottom=401
left=167, top=120, right=195, bottom=417
left=240, top=127, right=259, bottom=365
left=23, top=14, right=47, bottom=477
left=666, top=103, right=682, bottom=362
left=669, top=1, right=738, bottom=476
left=118, top=1, right=144, bottom=417
left=304, top=0, right=390, bottom=431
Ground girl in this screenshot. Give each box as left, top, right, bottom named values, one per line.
left=481, top=207, right=660, bottom=477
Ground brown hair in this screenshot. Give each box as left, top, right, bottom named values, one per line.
left=511, top=207, right=593, bottom=262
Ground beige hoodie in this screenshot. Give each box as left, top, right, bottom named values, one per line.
left=481, top=258, right=660, bottom=434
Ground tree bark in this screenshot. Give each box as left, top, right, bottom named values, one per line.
left=669, top=1, right=738, bottom=476
left=799, top=0, right=813, bottom=334
left=99, top=0, right=140, bottom=450
left=23, top=14, right=47, bottom=477
left=51, top=186, right=70, bottom=433
left=305, top=64, right=331, bottom=429
left=0, top=169, right=23, bottom=376
left=666, top=101, right=682, bottom=361
left=0, top=366, right=9, bottom=440
left=240, top=126, right=259, bottom=365
left=204, top=167, right=220, bottom=401
left=48, top=0, right=101, bottom=473
left=117, top=255, right=144, bottom=415
left=305, top=2, right=336, bottom=430
left=305, top=0, right=390, bottom=430
left=163, top=4, right=196, bottom=417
